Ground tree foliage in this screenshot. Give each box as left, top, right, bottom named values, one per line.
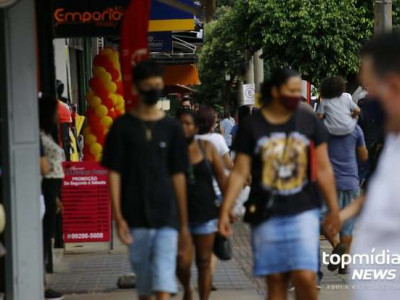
left=197, top=0, right=400, bottom=105
left=247, top=0, right=373, bottom=84
left=196, top=3, right=249, bottom=105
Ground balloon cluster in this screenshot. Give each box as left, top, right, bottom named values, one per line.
left=83, top=48, right=125, bottom=162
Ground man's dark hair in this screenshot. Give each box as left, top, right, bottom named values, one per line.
left=133, top=60, right=164, bottom=85
left=362, top=31, right=400, bottom=77
left=223, top=111, right=231, bottom=119
left=176, top=107, right=196, bottom=121
left=39, top=94, right=58, bottom=134
left=197, top=106, right=217, bottom=134
left=320, top=76, right=346, bottom=99
left=56, top=80, right=64, bottom=99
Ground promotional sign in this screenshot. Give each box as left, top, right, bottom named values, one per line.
left=61, top=162, right=111, bottom=243
left=53, top=0, right=194, bottom=37
left=242, top=83, right=256, bottom=105
left=149, top=32, right=173, bottom=52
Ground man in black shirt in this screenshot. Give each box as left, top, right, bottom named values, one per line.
left=102, top=60, right=190, bottom=300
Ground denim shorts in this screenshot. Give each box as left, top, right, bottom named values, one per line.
left=338, top=189, right=359, bottom=236
left=189, top=219, right=218, bottom=235
left=129, top=227, right=178, bottom=296
left=320, top=189, right=359, bottom=236
left=251, top=209, right=320, bottom=276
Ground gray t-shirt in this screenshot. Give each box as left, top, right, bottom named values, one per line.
left=317, top=93, right=358, bottom=136
left=328, top=125, right=366, bottom=190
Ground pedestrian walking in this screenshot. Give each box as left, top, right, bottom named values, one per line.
left=340, top=31, right=400, bottom=300
left=218, top=68, right=340, bottom=300
left=176, top=109, right=227, bottom=300
left=220, top=111, right=234, bottom=149
left=39, top=95, right=65, bottom=300
left=231, top=105, right=251, bottom=145
left=357, top=93, right=385, bottom=186
left=102, top=60, right=191, bottom=300
left=322, top=124, right=368, bottom=274
left=196, top=106, right=233, bottom=289
left=317, top=76, right=360, bottom=136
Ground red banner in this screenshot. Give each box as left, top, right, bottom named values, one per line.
left=61, top=162, right=111, bottom=243
left=119, top=0, right=152, bottom=111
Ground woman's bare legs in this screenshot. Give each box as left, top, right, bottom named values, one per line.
left=193, top=233, right=216, bottom=300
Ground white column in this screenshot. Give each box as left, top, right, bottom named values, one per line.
left=254, top=50, right=264, bottom=93
left=2, top=0, right=44, bottom=299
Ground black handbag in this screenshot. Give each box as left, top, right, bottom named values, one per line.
left=213, top=233, right=232, bottom=261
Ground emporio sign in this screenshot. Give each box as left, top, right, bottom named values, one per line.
left=54, top=7, right=125, bottom=24
left=53, top=0, right=194, bottom=38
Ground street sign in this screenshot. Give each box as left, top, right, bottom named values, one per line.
left=53, top=0, right=194, bottom=37
left=149, top=32, right=173, bottom=52
left=61, top=162, right=112, bottom=243
left=243, top=83, right=255, bottom=105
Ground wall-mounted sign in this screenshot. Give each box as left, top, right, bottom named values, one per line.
left=149, top=31, right=173, bottom=52
left=53, top=0, right=194, bottom=37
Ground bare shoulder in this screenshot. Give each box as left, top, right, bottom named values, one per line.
left=201, top=140, right=217, bottom=157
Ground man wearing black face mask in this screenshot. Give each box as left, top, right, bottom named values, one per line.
left=102, top=60, right=191, bottom=300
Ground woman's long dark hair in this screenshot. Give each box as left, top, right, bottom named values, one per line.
left=261, top=68, right=300, bottom=106
left=196, top=106, right=217, bottom=135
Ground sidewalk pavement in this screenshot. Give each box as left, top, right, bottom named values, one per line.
left=49, top=221, right=351, bottom=300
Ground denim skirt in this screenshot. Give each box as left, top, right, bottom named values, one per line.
left=251, top=208, right=320, bottom=276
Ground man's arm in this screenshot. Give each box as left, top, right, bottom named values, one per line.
left=172, top=173, right=191, bottom=255
left=352, top=106, right=361, bottom=118
left=315, top=144, right=341, bottom=237
left=172, top=173, right=189, bottom=229
left=357, top=146, right=368, bottom=162
left=109, top=171, right=132, bottom=245
left=340, top=195, right=366, bottom=223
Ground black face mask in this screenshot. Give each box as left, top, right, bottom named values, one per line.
left=185, top=136, right=195, bottom=144
left=139, top=88, right=163, bottom=105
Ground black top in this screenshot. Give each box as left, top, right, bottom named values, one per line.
left=102, top=114, right=188, bottom=229
left=186, top=142, right=218, bottom=224
left=234, top=103, right=328, bottom=216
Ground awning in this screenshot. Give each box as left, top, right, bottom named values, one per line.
left=163, top=64, right=200, bottom=86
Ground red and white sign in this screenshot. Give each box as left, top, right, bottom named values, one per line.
left=61, top=162, right=111, bottom=243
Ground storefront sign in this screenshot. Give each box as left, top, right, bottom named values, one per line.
left=61, top=162, right=111, bottom=243
left=53, top=0, right=194, bottom=37
left=149, top=32, right=173, bottom=52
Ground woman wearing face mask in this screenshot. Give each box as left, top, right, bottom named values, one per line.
left=218, top=68, right=340, bottom=300
left=176, top=109, right=227, bottom=300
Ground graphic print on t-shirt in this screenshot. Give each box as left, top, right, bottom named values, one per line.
left=255, top=132, right=310, bottom=195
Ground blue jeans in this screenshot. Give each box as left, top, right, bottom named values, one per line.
left=129, top=227, right=178, bottom=296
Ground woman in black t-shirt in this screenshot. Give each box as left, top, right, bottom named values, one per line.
left=176, top=109, right=227, bottom=300
left=218, top=69, right=341, bottom=300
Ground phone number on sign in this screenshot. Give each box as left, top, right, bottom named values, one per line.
left=67, top=233, right=104, bottom=239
